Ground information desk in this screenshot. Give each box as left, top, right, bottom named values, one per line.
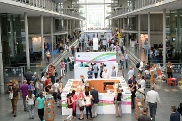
left=61, top=78, right=131, bottom=115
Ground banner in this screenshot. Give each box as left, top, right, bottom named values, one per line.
left=75, top=52, right=116, bottom=66
left=32, top=37, right=42, bottom=52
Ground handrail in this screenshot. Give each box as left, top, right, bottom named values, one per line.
left=11, top=0, right=85, bottom=19
left=43, top=39, right=79, bottom=71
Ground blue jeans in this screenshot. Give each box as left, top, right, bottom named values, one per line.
left=120, top=61, right=124, bottom=69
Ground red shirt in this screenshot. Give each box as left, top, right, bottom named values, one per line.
left=44, top=79, right=51, bottom=87
left=67, top=98, right=72, bottom=108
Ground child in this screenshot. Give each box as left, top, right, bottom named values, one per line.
left=36, top=92, right=45, bottom=121
left=26, top=90, right=35, bottom=119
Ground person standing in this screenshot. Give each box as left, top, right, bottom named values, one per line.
left=130, top=81, right=137, bottom=109
left=52, top=79, right=59, bottom=103
left=138, top=107, right=151, bottom=121
left=26, top=90, right=35, bottom=119
left=20, top=80, right=29, bottom=111
left=125, top=52, right=128, bottom=69
left=114, top=89, right=122, bottom=117
left=84, top=91, right=93, bottom=120
left=127, top=66, right=135, bottom=80
left=24, top=69, right=33, bottom=85
left=170, top=106, right=180, bottom=121
left=102, top=68, right=110, bottom=79
left=60, top=60, right=65, bottom=76
left=90, top=86, right=99, bottom=117
left=36, top=80, right=43, bottom=97
left=72, top=90, right=77, bottom=118
left=99, top=63, right=104, bottom=78
left=36, top=92, right=45, bottom=121
left=45, top=50, right=51, bottom=62
left=64, top=57, right=68, bottom=73
left=117, top=68, right=124, bottom=77
left=78, top=90, right=85, bottom=120
left=120, top=54, right=125, bottom=69
left=93, top=63, right=99, bottom=79
left=166, top=61, right=173, bottom=78
left=111, top=66, right=116, bottom=77
left=87, top=67, right=93, bottom=79
left=146, top=86, right=161, bottom=121
left=64, top=93, right=74, bottom=121
left=139, top=61, right=145, bottom=74
left=9, top=83, right=20, bottom=117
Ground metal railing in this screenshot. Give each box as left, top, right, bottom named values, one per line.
left=110, top=0, right=165, bottom=19
left=43, top=39, right=79, bottom=72
left=123, top=24, right=162, bottom=31
left=12, top=0, right=85, bottom=19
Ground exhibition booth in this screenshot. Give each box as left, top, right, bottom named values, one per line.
left=61, top=77, right=131, bottom=115
left=74, top=52, right=118, bottom=79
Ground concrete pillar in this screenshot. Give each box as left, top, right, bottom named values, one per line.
left=0, top=16, right=4, bottom=93
left=40, top=15, right=44, bottom=60
left=24, top=12, right=30, bottom=69
left=50, top=17, right=54, bottom=52
left=69, top=19, right=71, bottom=35
left=138, top=15, right=141, bottom=49
left=123, top=18, right=125, bottom=29
left=109, top=19, right=110, bottom=29
left=67, top=19, right=68, bottom=31
left=148, top=12, right=150, bottom=45
left=148, top=12, right=151, bottom=63
left=9, top=15, right=15, bottom=56
left=163, top=9, right=166, bottom=66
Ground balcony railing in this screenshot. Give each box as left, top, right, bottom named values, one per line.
left=12, top=0, right=85, bottom=19
left=123, top=24, right=162, bottom=31
left=109, top=0, right=165, bottom=19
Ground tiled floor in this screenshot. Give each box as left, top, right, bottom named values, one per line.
left=1, top=45, right=182, bottom=121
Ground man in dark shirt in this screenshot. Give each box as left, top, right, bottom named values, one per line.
left=24, top=69, right=33, bottom=85
left=170, top=106, right=180, bottom=121
left=87, top=67, right=93, bottom=79
left=90, top=86, right=99, bottom=117
left=138, top=107, right=151, bottom=121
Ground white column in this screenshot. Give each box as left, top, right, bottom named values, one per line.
left=69, top=19, right=71, bottom=35
left=108, top=19, right=110, bottom=29
left=123, top=18, right=125, bottom=29
left=148, top=12, right=151, bottom=62
left=138, top=15, right=141, bottom=49
left=0, top=16, right=4, bottom=93
left=41, top=15, right=44, bottom=60
left=10, top=15, right=15, bottom=56
left=50, top=16, right=54, bottom=52
left=24, top=12, right=30, bottom=69
left=66, top=19, right=68, bottom=32
left=148, top=12, right=150, bottom=45
left=163, top=9, right=166, bottom=66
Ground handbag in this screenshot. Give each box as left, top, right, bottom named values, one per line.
left=9, top=92, right=13, bottom=99
left=9, top=87, right=13, bottom=99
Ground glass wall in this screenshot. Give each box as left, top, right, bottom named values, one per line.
left=78, top=0, right=111, bottom=30
left=0, top=14, right=25, bottom=66
left=166, top=9, right=182, bottom=62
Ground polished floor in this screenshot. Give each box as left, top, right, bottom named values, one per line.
left=0, top=46, right=182, bottom=121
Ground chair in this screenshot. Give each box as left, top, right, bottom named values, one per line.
left=167, top=78, right=177, bottom=86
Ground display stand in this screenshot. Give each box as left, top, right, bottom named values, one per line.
left=135, top=98, right=145, bottom=119
left=45, top=95, right=54, bottom=121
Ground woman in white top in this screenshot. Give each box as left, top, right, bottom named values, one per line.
left=52, top=79, right=59, bottom=103
left=102, top=68, right=110, bottom=79
left=26, top=90, right=35, bottom=119
left=84, top=91, right=93, bottom=120
left=41, top=72, right=47, bottom=82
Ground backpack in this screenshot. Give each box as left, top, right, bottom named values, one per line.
left=136, top=62, right=140, bottom=68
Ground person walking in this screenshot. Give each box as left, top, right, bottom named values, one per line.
left=36, top=92, right=45, bottom=121
left=170, top=106, right=180, bottom=121
left=93, top=63, right=99, bottom=79
left=64, top=93, right=74, bottom=121
left=20, top=80, right=29, bottom=111
left=111, top=66, right=116, bottom=77
left=36, top=80, right=43, bottom=97
left=9, top=83, right=20, bottom=117
left=125, top=52, right=128, bottom=69
left=114, top=89, right=122, bottom=117
left=139, top=61, right=145, bottom=75
left=130, top=81, right=137, bottom=109
left=72, top=90, right=77, bottom=119
left=26, top=90, right=35, bottom=119
left=146, top=86, right=161, bottom=121
left=60, top=60, right=65, bottom=76
left=78, top=90, right=85, bottom=120
left=120, top=54, right=125, bottom=69
left=90, top=86, right=99, bottom=118
left=138, top=107, right=151, bottom=121
left=84, top=91, right=93, bottom=120
left=166, top=61, right=173, bottom=78
left=52, top=79, right=59, bottom=103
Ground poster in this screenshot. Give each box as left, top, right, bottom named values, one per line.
left=32, top=37, right=42, bottom=52
left=75, top=52, right=116, bottom=67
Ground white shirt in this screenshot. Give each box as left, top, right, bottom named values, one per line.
left=53, top=83, right=59, bottom=92
left=85, top=95, right=92, bottom=105
left=139, top=61, right=144, bottom=71
left=128, top=69, right=134, bottom=79
left=144, top=70, right=150, bottom=75
left=146, top=90, right=161, bottom=104
left=26, top=94, right=35, bottom=105
left=102, top=71, right=110, bottom=79
left=41, top=76, right=47, bottom=82
left=139, top=79, right=146, bottom=90
left=125, top=54, right=128, bottom=60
